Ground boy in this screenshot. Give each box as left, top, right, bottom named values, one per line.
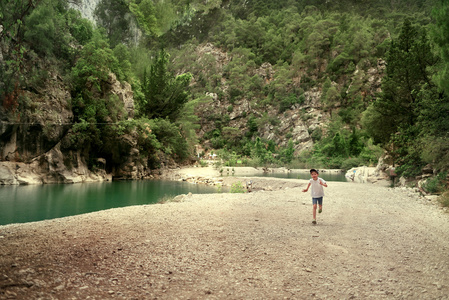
left=302, top=169, right=328, bottom=224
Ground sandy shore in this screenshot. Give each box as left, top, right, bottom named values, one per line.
left=1, top=166, right=449, bottom=299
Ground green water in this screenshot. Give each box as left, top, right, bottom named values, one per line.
left=0, top=180, right=221, bottom=226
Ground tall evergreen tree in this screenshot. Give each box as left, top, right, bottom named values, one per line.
left=431, top=0, right=449, bottom=95
left=140, top=49, right=192, bottom=121
left=363, top=19, right=436, bottom=145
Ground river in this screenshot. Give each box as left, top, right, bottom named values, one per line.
left=0, top=180, right=221, bottom=226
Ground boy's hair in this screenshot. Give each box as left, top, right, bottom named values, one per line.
left=310, top=168, right=319, bottom=174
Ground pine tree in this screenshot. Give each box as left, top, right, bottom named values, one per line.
left=141, top=49, right=192, bottom=121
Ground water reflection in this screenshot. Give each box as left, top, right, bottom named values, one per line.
left=0, top=180, right=221, bottom=226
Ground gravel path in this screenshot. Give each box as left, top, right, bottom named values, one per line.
left=1, top=177, right=449, bottom=299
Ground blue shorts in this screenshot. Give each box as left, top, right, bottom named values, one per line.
left=312, top=197, right=323, bottom=206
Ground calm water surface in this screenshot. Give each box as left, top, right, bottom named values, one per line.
left=0, top=180, right=221, bottom=226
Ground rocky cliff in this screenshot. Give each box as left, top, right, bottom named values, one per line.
left=68, top=0, right=101, bottom=24
left=0, top=72, right=140, bottom=185
left=191, top=43, right=385, bottom=154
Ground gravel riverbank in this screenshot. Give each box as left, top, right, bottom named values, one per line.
left=1, top=167, right=449, bottom=299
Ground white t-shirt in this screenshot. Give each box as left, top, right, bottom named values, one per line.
left=309, top=177, right=326, bottom=198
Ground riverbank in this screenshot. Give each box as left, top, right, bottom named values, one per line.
left=160, top=165, right=390, bottom=188
left=1, top=168, right=449, bottom=299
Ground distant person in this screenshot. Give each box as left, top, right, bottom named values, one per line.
left=302, top=169, right=328, bottom=224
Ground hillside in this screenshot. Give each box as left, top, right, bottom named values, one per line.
left=1, top=0, right=448, bottom=191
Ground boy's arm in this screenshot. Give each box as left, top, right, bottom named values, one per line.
left=320, top=179, right=328, bottom=187
left=302, top=182, right=311, bottom=192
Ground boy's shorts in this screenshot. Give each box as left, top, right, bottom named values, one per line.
left=312, top=197, right=323, bottom=206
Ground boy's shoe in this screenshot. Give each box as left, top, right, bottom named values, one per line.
left=312, top=219, right=317, bottom=224
left=318, top=208, right=322, bottom=213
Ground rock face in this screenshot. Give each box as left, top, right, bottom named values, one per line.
left=192, top=43, right=331, bottom=155
left=68, top=0, right=142, bottom=45
left=0, top=79, right=72, bottom=163
left=0, top=72, right=138, bottom=185
left=0, top=145, right=111, bottom=185
left=68, top=0, right=101, bottom=24
left=345, top=162, right=390, bottom=185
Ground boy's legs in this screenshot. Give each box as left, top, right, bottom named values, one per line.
left=318, top=197, right=323, bottom=213
left=312, top=198, right=318, bottom=223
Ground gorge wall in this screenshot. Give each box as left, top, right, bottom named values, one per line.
left=0, top=72, right=143, bottom=185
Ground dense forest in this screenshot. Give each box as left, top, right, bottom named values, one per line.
left=1, top=0, right=448, bottom=192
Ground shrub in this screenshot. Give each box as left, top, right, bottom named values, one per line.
left=439, top=191, right=449, bottom=207
left=423, top=172, right=448, bottom=194
left=341, top=157, right=364, bottom=170
left=230, top=181, right=245, bottom=193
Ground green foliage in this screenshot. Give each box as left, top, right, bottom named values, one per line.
left=23, top=0, right=86, bottom=60
left=3, top=0, right=446, bottom=177
left=71, top=30, right=118, bottom=91
left=0, top=0, right=42, bottom=42
left=230, top=181, right=245, bottom=193
left=360, top=15, right=449, bottom=176
left=423, top=172, right=448, bottom=194
left=279, top=139, right=295, bottom=164
left=24, top=2, right=56, bottom=56
left=140, top=49, right=192, bottom=121
left=303, top=115, right=383, bottom=170
left=279, top=93, right=305, bottom=113
left=364, top=19, right=436, bottom=145
left=431, top=0, right=449, bottom=95
left=66, top=9, right=93, bottom=45
left=250, top=137, right=275, bottom=164
left=1, top=0, right=86, bottom=100
left=129, top=0, right=157, bottom=37
left=95, top=0, right=136, bottom=47
left=112, top=43, right=132, bottom=81
left=176, top=95, right=203, bottom=156
left=148, top=118, right=190, bottom=161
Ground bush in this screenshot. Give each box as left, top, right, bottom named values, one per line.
left=230, top=181, right=245, bottom=193
left=149, top=118, right=190, bottom=161
left=439, top=191, right=449, bottom=207
left=423, top=172, right=448, bottom=194
left=341, top=157, right=364, bottom=170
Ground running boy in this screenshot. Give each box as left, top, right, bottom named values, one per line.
left=302, top=169, right=328, bottom=224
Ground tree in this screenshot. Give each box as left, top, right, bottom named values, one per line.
left=113, top=43, right=132, bottom=81
left=364, top=19, right=435, bottom=145
left=66, top=8, right=93, bottom=45
left=71, top=30, right=118, bottom=92
left=24, top=3, right=56, bottom=56
left=0, top=0, right=43, bottom=41
left=129, top=0, right=157, bottom=37
left=431, top=0, right=449, bottom=95
left=149, top=118, right=189, bottom=161
left=280, top=139, right=295, bottom=164
left=140, top=49, right=192, bottom=122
